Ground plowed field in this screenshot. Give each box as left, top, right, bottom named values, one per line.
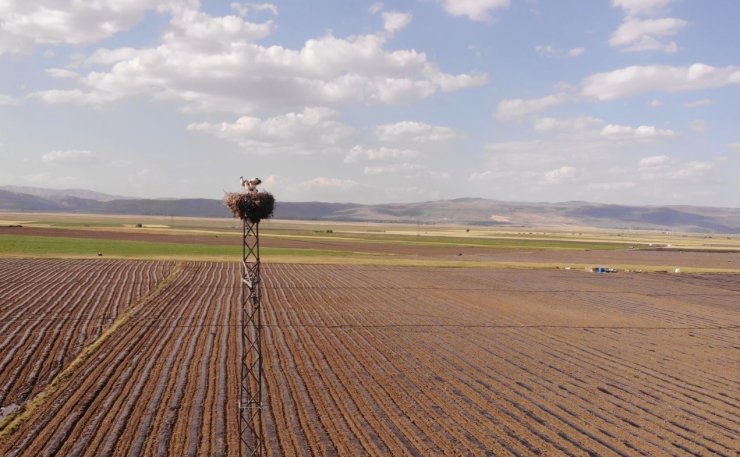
left=0, top=259, right=174, bottom=411
left=1, top=261, right=738, bottom=456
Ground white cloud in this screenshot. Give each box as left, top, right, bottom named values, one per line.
left=639, top=155, right=670, bottom=169
left=544, top=166, right=579, bottom=184
left=129, top=168, right=153, bottom=184
left=477, top=106, right=724, bottom=201
left=0, top=0, right=159, bottom=55
left=345, top=145, right=419, bottom=163
left=535, top=45, right=558, bottom=57
left=230, top=3, right=248, bottom=17
left=612, top=0, right=671, bottom=17
left=188, top=107, right=353, bottom=153
left=469, top=170, right=492, bottom=181
left=479, top=135, right=679, bottom=191
left=600, top=124, right=675, bottom=140
left=587, top=181, right=636, bottom=190
left=262, top=174, right=278, bottom=187
left=668, top=162, right=713, bottom=181
left=610, top=1, right=686, bottom=53
left=442, top=0, right=510, bottom=22
left=639, top=154, right=713, bottom=182
left=649, top=99, right=662, bottom=107
left=31, top=88, right=127, bottom=107
left=0, top=94, right=18, bottom=105
left=382, top=12, right=412, bottom=34
left=685, top=99, right=712, bottom=108
left=729, top=142, right=740, bottom=152
left=22, top=171, right=77, bottom=186
left=83, top=47, right=139, bottom=66
left=480, top=139, right=584, bottom=187
left=24, top=171, right=51, bottom=183
left=31, top=6, right=486, bottom=113
left=535, top=45, right=585, bottom=58
left=375, top=121, right=459, bottom=142
left=581, top=64, right=740, bottom=101
left=369, top=3, right=384, bottom=14
left=41, top=149, right=96, bottom=163
left=462, top=121, right=731, bottom=205
left=691, top=119, right=706, bottom=133
left=479, top=119, right=675, bottom=195
left=364, top=163, right=422, bottom=175
left=46, top=68, right=79, bottom=79
left=252, top=3, right=278, bottom=15
left=290, top=177, right=358, bottom=191
left=534, top=116, right=603, bottom=133
left=610, top=17, right=687, bottom=53
left=32, top=89, right=85, bottom=104
left=230, top=3, right=278, bottom=17
left=495, top=93, right=568, bottom=120
left=163, top=8, right=275, bottom=50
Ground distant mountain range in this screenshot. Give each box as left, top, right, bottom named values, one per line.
left=1, top=186, right=739, bottom=233
left=0, top=186, right=133, bottom=202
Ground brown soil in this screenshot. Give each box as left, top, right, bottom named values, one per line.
left=0, top=262, right=241, bottom=456
left=1, top=261, right=738, bottom=455
left=0, top=259, right=173, bottom=410
left=3, top=225, right=739, bottom=269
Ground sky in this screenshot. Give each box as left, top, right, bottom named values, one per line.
left=0, top=0, right=739, bottom=206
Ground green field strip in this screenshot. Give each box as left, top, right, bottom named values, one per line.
left=0, top=234, right=386, bottom=260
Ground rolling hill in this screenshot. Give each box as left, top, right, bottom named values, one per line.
left=1, top=188, right=738, bottom=233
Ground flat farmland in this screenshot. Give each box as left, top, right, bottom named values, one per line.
left=3, top=224, right=740, bottom=272
left=0, top=259, right=174, bottom=411
left=1, top=260, right=738, bottom=455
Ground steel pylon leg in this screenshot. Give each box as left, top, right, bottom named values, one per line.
left=240, top=219, right=264, bottom=456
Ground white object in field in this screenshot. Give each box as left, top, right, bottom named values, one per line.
left=0, top=403, right=19, bottom=421
left=675, top=267, right=681, bottom=273
left=240, top=176, right=262, bottom=193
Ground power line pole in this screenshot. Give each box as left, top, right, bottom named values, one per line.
left=227, top=177, right=273, bottom=457
left=227, top=177, right=275, bottom=457
left=240, top=216, right=264, bottom=456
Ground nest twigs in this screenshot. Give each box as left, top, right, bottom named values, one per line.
left=224, top=191, right=275, bottom=223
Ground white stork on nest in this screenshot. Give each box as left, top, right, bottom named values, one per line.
left=240, top=176, right=261, bottom=193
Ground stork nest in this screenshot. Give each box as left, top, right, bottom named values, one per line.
left=224, top=191, right=275, bottom=223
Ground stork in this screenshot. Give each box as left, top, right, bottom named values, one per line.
left=240, top=176, right=261, bottom=193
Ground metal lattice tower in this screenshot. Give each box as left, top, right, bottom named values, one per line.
left=240, top=217, right=264, bottom=456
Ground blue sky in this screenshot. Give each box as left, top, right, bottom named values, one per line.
left=0, top=0, right=738, bottom=206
